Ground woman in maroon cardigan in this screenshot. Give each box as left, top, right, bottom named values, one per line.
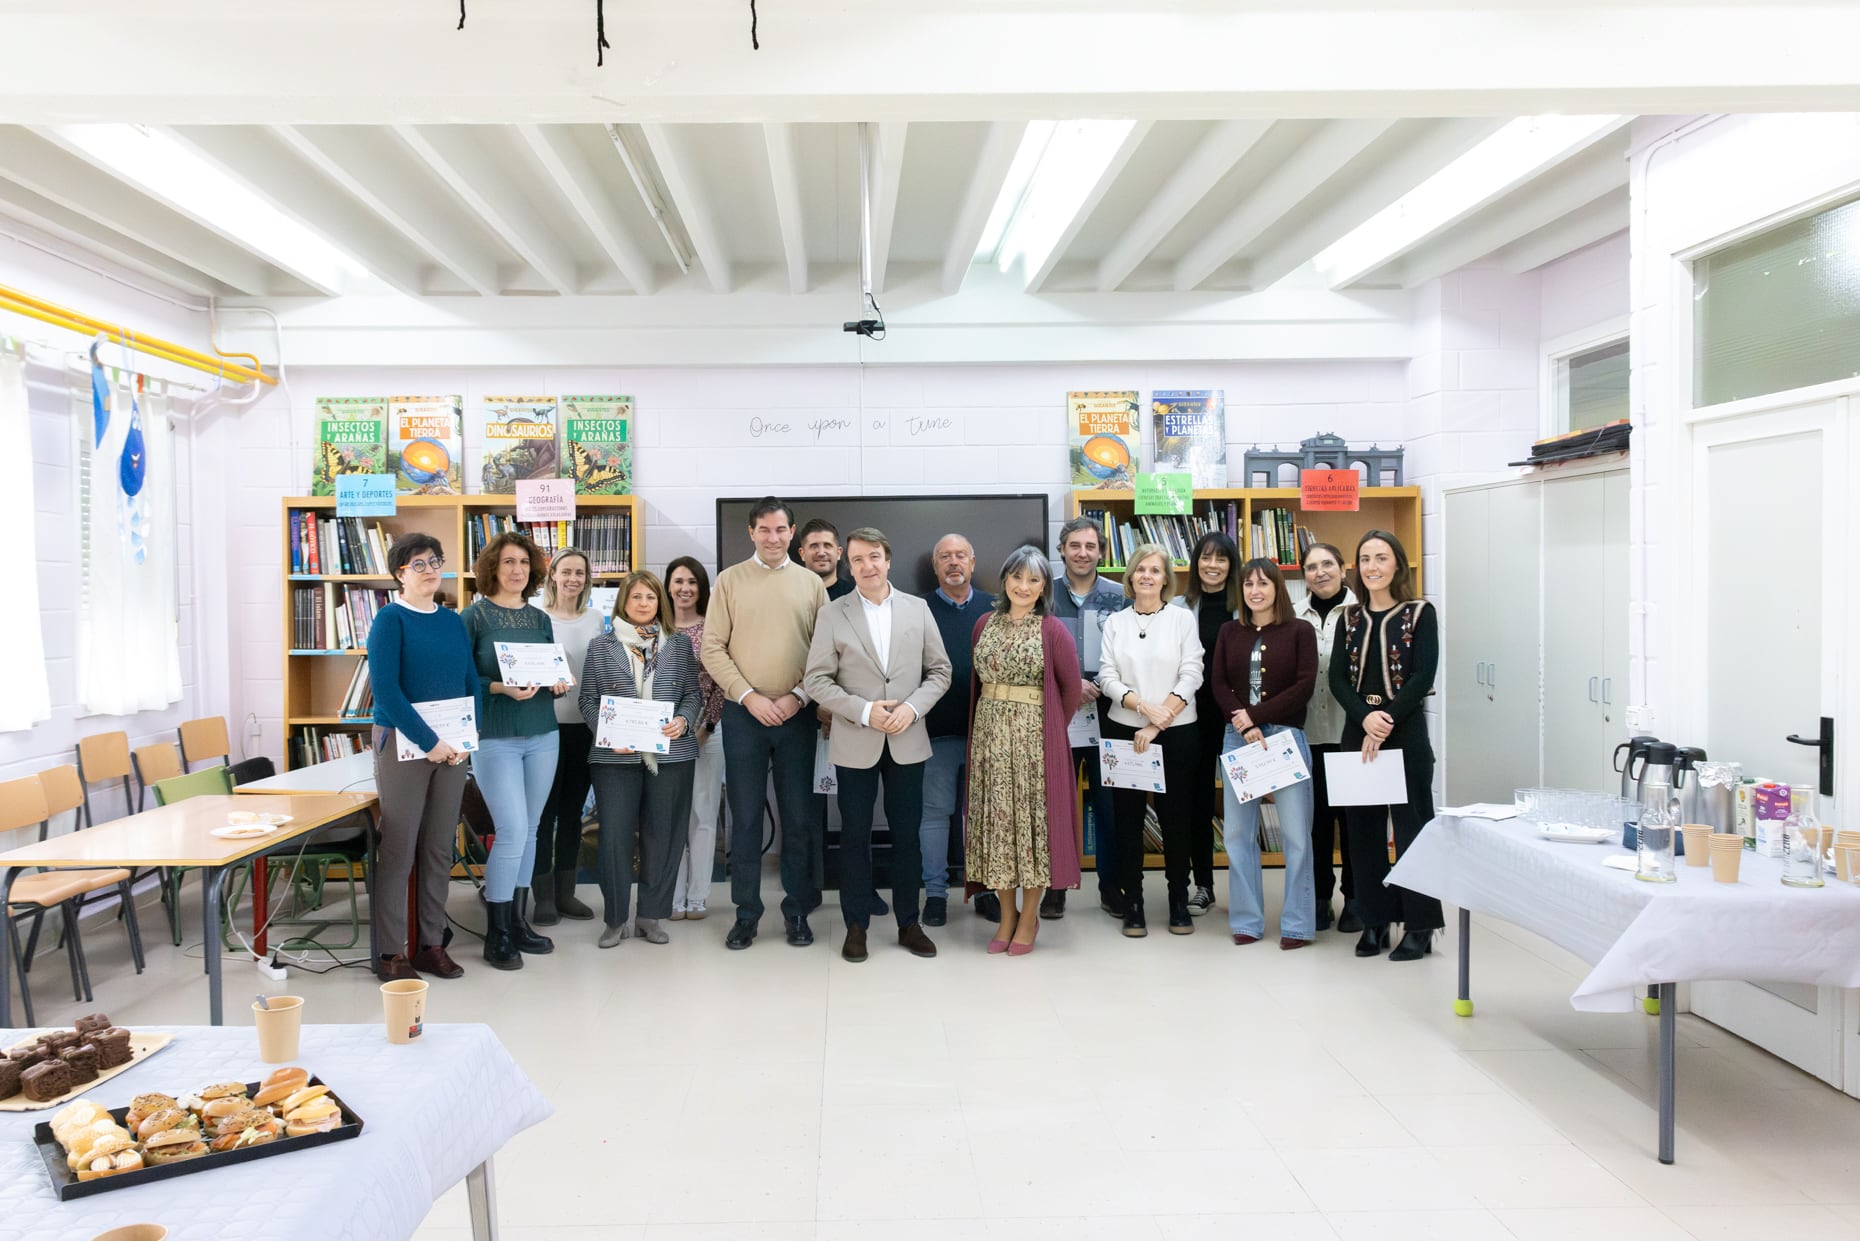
left=1211, top=559, right=1319, bottom=948
left=964, top=545, right=1084, bottom=955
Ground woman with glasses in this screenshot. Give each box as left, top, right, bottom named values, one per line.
left=366, top=533, right=478, bottom=983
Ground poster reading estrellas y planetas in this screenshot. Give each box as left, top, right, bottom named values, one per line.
left=310, top=397, right=387, bottom=497
left=388, top=395, right=464, bottom=494
left=1067, top=391, right=1141, bottom=489
left=1151, top=389, right=1227, bottom=487
left=561, top=395, right=634, bottom=495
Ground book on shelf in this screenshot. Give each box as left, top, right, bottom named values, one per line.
left=339, top=656, right=373, bottom=718
left=1151, top=390, right=1226, bottom=487
left=310, top=397, right=388, bottom=497
left=291, top=512, right=392, bottom=576
left=562, top=396, right=633, bottom=495
left=388, top=395, right=464, bottom=495
left=1250, top=507, right=1313, bottom=566
left=290, top=726, right=367, bottom=768
left=480, top=395, right=559, bottom=494
left=468, top=509, right=633, bottom=574
left=1078, top=505, right=1236, bottom=568
left=291, top=584, right=391, bottom=650
left=1067, top=390, right=1141, bottom=489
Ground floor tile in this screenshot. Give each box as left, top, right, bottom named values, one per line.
left=1660, top=1204, right=1860, bottom=1239
left=1281, top=1148, right=1482, bottom=1213
left=1380, top=1092, right=1572, bottom=1147
left=1322, top=1208, right=1514, bottom=1241
left=1493, top=1206, right=1693, bottom=1241
left=1443, top=1144, right=1645, bottom=1210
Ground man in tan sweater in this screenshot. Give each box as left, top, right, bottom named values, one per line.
left=701, top=497, right=829, bottom=949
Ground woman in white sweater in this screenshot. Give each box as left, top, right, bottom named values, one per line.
left=1096, top=543, right=1204, bottom=938
left=529, top=547, right=608, bottom=925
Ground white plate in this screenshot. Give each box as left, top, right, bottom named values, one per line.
left=1539, top=824, right=1615, bottom=844
left=211, top=824, right=280, bottom=840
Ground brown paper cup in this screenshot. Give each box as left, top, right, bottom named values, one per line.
left=89, top=1227, right=169, bottom=1241
left=252, top=995, right=304, bottom=1063
left=381, top=978, right=428, bottom=1044
left=1681, top=824, right=1713, bottom=866
left=1708, top=836, right=1742, bottom=883
left=1835, top=845, right=1859, bottom=884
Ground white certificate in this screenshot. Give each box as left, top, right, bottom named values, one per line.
left=1220, top=736, right=1312, bottom=804
left=395, top=697, right=480, bottom=761
left=1100, top=738, right=1165, bottom=792
left=1067, top=701, right=1102, bottom=748
left=813, top=737, right=838, bottom=795
left=494, top=641, right=574, bottom=688
left=1322, top=748, right=1409, bottom=806
left=596, top=695, right=675, bottom=754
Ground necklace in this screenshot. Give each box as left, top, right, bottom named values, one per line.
left=1132, top=603, right=1165, bottom=639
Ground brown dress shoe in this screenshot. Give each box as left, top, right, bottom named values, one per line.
left=841, top=924, right=868, bottom=963
left=410, top=944, right=465, bottom=979
left=1278, top=936, right=1312, bottom=951
left=375, top=954, right=420, bottom=983
left=898, top=922, right=938, bottom=958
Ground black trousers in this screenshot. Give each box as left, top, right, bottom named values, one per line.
left=1101, top=716, right=1200, bottom=905
left=834, top=748, right=925, bottom=930
left=532, top=721, right=594, bottom=881
left=592, top=761, right=695, bottom=925
left=1340, top=728, right=1441, bottom=931
left=1307, top=741, right=1355, bottom=906
left=1189, top=709, right=1223, bottom=890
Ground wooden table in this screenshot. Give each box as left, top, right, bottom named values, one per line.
left=0, top=792, right=377, bottom=1027
left=231, top=755, right=380, bottom=955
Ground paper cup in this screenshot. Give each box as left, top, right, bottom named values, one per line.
left=1708, top=835, right=1743, bottom=883
left=1681, top=824, right=1712, bottom=866
left=1834, top=844, right=1859, bottom=884
left=381, top=978, right=428, bottom=1044
left=89, top=1227, right=169, bottom=1241
left=252, top=995, right=304, bottom=1063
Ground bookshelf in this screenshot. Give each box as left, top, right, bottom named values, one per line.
left=281, top=493, right=642, bottom=769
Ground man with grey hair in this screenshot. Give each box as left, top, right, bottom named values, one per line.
left=918, top=532, right=996, bottom=925
left=1049, top=514, right=1130, bottom=919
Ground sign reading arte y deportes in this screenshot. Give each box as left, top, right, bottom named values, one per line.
left=335, top=473, right=396, bottom=517
left=1300, top=468, right=1360, bottom=512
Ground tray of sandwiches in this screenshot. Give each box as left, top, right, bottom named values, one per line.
left=31, top=1066, right=364, bottom=1200
left=1, top=1012, right=171, bottom=1111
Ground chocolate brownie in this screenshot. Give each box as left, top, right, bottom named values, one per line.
left=39, top=1031, right=80, bottom=1055
left=91, top=1028, right=133, bottom=1070
left=64, top=1044, right=101, bottom=1084
left=0, top=1056, right=20, bottom=1100
left=21, top=1058, right=74, bottom=1102
left=8, top=1043, right=49, bottom=1069
left=73, top=1013, right=112, bottom=1036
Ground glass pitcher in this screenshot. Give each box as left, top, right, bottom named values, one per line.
left=1636, top=780, right=1678, bottom=883
left=1781, top=784, right=1826, bottom=888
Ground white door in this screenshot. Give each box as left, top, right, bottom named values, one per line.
left=1444, top=489, right=1491, bottom=803
left=1484, top=483, right=1543, bottom=798
left=1598, top=472, right=1631, bottom=753
left=1543, top=475, right=1606, bottom=788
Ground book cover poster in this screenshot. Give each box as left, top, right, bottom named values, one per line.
left=480, top=395, right=559, bottom=494
left=388, top=395, right=464, bottom=494
left=562, top=395, right=634, bottom=495
left=1068, top=390, right=1140, bottom=489
left=1151, top=389, right=1227, bottom=488
left=310, top=397, right=388, bottom=497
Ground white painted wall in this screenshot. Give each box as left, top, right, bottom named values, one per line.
left=1541, top=231, right=1629, bottom=345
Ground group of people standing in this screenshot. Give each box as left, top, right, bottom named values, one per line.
left=361, top=495, right=1441, bottom=980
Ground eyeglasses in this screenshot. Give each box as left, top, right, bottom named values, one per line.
left=405, top=557, right=444, bottom=574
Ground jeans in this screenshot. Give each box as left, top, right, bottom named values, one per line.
left=1221, top=724, right=1316, bottom=941
left=475, top=732, right=560, bottom=902
left=532, top=721, right=593, bottom=881
left=721, top=700, right=821, bottom=923
left=834, top=750, right=925, bottom=930
left=673, top=724, right=725, bottom=912
left=919, top=735, right=968, bottom=899
left=1073, top=742, right=1118, bottom=895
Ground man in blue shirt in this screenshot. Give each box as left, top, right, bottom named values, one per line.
left=919, top=533, right=995, bottom=926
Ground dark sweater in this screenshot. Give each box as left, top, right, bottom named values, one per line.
left=1188, top=593, right=1234, bottom=715
left=367, top=600, right=480, bottom=751
left=1210, top=618, right=1319, bottom=731
left=460, top=599, right=560, bottom=739
left=922, top=586, right=996, bottom=738
left=1329, top=600, right=1439, bottom=742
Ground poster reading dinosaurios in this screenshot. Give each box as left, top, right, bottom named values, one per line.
left=480, top=396, right=559, bottom=494
left=388, top=395, right=463, bottom=494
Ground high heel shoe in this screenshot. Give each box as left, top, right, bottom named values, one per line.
left=1354, top=925, right=1390, bottom=957
left=987, top=938, right=1011, bottom=954
left=1007, top=940, right=1034, bottom=956
left=1389, top=929, right=1436, bottom=961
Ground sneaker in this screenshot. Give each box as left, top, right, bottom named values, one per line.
left=1187, top=885, right=1214, bottom=916
left=686, top=903, right=708, bottom=921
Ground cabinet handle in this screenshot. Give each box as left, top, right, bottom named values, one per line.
left=1601, top=677, right=1612, bottom=704
left=1474, top=661, right=1485, bottom=686
left=1487, top=663, right=1496, bottom=690
left=1588, top=676, right=1599, bottom=703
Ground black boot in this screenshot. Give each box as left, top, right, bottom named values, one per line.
left=1389, top=929, right=1435, bottom=961
left=1354, top=925, right=1390, bottom=957
left=1167, top=891, right=1194, bottom=935
left=530, top=875, right=560, bottom=926
left=1122, top=899, right=1148, bottom=938
left=555, top=871, right=595, bottom=921
left=512, top=889, right=556, bottom=954
left=1337, top=899, right=1364, bottom=934
left=483, top=901, right=523, bottom=970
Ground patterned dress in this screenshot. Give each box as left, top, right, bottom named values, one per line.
left=966, top=614, right=1050, bottom=889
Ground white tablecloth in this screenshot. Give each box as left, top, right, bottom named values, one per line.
left=0, top=1023, right=551, bottom=1241
left=1389, top=815, right=1860, bottom=1012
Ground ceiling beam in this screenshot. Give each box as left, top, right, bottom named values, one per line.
left=1097, top=120, right=1272, bottom=292
left=639, top=124, right=732, bottom=293
left=165, top=124, right=425, bottom=297
left=395, top=124, right=579, bottom=296
left=761, top=123, right=808, bottom=295
left=0, top=129, right=278, bottom=295
left=1396, top=147, right=1628, bottom=286
left=940, top=122, right=1026, bottom=296
left=1492, top=188, right=1629, bottom=274
left=1024, top=121, right=1153, bottom=293
left=518, top=124, right=655, bottom=296
left=1173, top=119, right=1394, bottom=292
left=1246, top=117, right=1507, bottom=291
left=866, top=122, right=908, bottom=295
left=0, top=181, right=224, bottom=298
left=272, top=125, right=500, bottom=296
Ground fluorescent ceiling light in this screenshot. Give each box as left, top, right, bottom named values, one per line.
left=53, top=123, right=372, bottom=293
left=975, top=119, right=1136, bottom=279
left=974, top=121, right=1054, bottom=263
left=1315, top=114, right=1624, bottom=287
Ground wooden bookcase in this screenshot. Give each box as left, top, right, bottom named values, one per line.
left=281, top=493, right=643, bottom=770
left=1071, top=484, right=1422, bottom=871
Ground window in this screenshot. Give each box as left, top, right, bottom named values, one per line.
left=1558, top=338, right=1630, bottom=432
left=1693, top=195, right=1860, bottom=407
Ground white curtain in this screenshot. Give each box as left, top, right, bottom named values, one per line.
left=74, top=365, right=181, bottom=715
left=0, top=348, right=52, bottom=731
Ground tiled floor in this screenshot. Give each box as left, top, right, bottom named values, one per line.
left=25, top=865, right=1860, bottom=1240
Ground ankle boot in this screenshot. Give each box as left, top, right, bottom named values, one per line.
left=1389, top=929, right=1434, bottom=961
left=1122, top=899, right=1148, bottom=938
left=512, top=889, right=556, bottom=954
left=555, top=871, right=595, bottom=921
left=483, top=901, right=522, bottom=970
left=1167, top=892, right=1194, bottom=935
left=529, top=877, right=560, bottom=926
left=1354, top=925, right=1391, bottom=957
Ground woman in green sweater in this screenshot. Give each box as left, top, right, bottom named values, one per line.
left=462, top=531, right=569, bottom=969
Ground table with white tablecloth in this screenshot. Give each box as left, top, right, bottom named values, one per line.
left=0, top=1022, right=551, bottom=1241
left=1388, top=814, right=1860, bottom=1163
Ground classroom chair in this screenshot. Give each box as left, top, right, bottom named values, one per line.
left=177, top=716, right=232, bottom=772
left=74, top=730, right=135, bottom=828
left=131, top=742, right=183, bottom=812
left=224, top=758, right=370, bottom=953
left=150, top=766, right=235, bottom=947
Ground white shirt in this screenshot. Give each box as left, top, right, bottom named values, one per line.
left=1096, top=604, right=1203, bottom=729
left=856, top=585, right=902, bottom=727
left=1292, top=586, right=1356, bottom=745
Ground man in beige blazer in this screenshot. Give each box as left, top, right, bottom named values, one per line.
left=803, top=527, right=952, bottom=962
